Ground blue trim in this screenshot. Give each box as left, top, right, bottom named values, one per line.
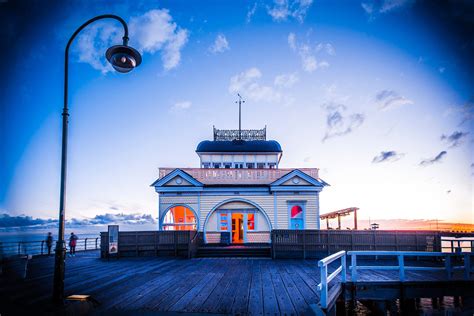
left=270, top=186, right=322, bottom=192
left=151, top=168, right=204, bottom=187
left=287, top=200, right=307, bottom=230
left=202, top=198, right=273, bottom=244
left=270, top=169, right=327, bottom=187
left=160, top=203, right=200, bottom=231
left=273, top=192, right=277, bottom=229
left=155, top=187, right=204, bottom=193
left=201, top=187, right=270, bottom=192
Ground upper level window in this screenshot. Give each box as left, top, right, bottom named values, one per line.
left=202, top=163, right=210, bottom=168
left=268, top=163, right=276, bottom=169
left=213, top=163, right=221, bottom=168
left=246, top=163, right=255, bottom=169
left=256, top=163, right=266, bottom=169
left=234, top=163, right=244, bottom=169
left=223, top=163, right=232, bottom=169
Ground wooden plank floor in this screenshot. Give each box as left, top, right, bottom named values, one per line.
left=1, top=251, right=472, bottom=315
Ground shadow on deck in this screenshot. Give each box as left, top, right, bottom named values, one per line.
left=1, top=251, right=473, bottom=315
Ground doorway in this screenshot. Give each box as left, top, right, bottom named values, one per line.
left=231, top=213, right=244, bottom=243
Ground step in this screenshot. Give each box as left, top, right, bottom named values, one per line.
left=195, top=246, right=271, bottom=258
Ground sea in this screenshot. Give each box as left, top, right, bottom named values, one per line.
left=0, top=223, right=157, bottom=256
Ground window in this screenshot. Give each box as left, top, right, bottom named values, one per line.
left=219, top=212, right=229, bottom=231
left=234, top=163, right=244, bottom=169
left=202, top=163, right=210, bottom=168
left=162, top=206, right=196, bottom=231
left=213, top=163, right=221, bottom=168
left=256, top=163, right=265, bottom=169
left=268, top=163, right=276, bottom=169
left=223, top=163, right=232, bottom=169
left=246, top=163, right=255, bottom=169
left=247, top=213, right=255, bottom=231
left=288, top=202, right=305, bottom=230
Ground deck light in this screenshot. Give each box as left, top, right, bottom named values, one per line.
left=53, top=14, right=142, bottom=305
left=106, top=44, right=142, bottom=73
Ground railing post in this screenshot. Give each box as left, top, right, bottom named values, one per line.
left=445, top=255, right=452, bottom=280
left=341, top=252, right=347, bottom=283
left=351, top=253, right=357, bottom=282
left=398, top=254, right=405, bottom=282
left=450, top=240, right=454, bottom=253
left=95, top=237, right=98, bottom=250
left=320, top=264, right=328, bottom=309
left=85, top=238, right=88, bottom=251
left=41, top=241, right=44, bottom=255
left=464, top=254, right=471, bottom=280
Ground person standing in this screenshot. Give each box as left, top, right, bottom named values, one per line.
left=69, top=232, right=78, bottom=257
left=46, top=232, right=53, bottom=256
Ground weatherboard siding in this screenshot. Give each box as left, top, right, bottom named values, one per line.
left=158, top=192, right=320, bottom=231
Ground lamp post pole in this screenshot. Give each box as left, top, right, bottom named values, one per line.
left=53, top=14, right=141, bottom=304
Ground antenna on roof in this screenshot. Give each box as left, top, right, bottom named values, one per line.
left=235, top=93, right=245, bottom=140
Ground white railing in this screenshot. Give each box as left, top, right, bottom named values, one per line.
left=317, top=250, right=346, bottom=309
left=347, top=251, right=473, bottom=282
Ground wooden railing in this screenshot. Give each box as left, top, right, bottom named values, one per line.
left=317, top=250, right=346, bottom=309
left=348, top=250, right=473, bottom=281
left=100, top=231, right=196, bottom=258
left=271, top=230, right=462, bottom=259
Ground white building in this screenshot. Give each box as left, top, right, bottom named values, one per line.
left=151, top=127, right=328, bottom=244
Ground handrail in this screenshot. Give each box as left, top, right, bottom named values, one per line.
left=347, top=250, right=473, bottom=282
left=0, top=237, right=100, bottom=257
left=317, top=250, right=346, bottom=310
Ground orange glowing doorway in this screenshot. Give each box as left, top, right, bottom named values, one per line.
left=231, top=213, right=244, bottom=243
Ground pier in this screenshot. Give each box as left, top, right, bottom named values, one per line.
left=1, top=249, right=473, bottom=315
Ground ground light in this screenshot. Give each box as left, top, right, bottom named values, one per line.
left=53, top=14, right=142, bottom=304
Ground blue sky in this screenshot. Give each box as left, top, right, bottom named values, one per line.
left=1, top=0, right=473, bottom=224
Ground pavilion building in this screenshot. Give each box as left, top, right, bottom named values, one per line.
left=151, top=126, right=329, bottom=244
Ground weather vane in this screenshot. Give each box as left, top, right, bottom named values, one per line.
left=235, top=93, right=245, bottom=140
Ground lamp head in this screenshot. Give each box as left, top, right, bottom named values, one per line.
left=105, top=45, right=142, bottom=73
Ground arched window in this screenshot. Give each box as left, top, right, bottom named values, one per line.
left=162, top=206, right=197, bottom=231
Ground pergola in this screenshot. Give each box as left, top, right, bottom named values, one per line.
left=320, top=207, right=359, bottom=230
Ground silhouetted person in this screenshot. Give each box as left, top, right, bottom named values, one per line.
left=46, top=232, right=53, bottom=256
left=69, top=232, right=78, bottom=257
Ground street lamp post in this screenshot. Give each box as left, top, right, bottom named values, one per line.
left=53, top=14, right=142, bottom=304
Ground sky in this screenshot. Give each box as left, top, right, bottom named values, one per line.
left=1, top=0, right=473, bottom=225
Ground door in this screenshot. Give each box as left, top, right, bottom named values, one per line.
left=231, top=213, right=244, bottom=243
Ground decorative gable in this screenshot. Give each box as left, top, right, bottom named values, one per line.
left=151, top=169, right=203, bottom=193
left=280, top=176, right=312, bottom=186
left=270, top=169, right=328, bottom=192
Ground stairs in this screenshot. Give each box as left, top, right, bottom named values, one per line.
left=195, top=244, right=271, bottom=258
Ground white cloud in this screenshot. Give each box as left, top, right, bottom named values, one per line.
left=361, top=0, right=413, bottom=18
left=274, top=73, right=299, bottom=88
left=316, top=43, right=336, bottom=56
left=267, top=0, right=313, bottom=23
left=375, top=90, right=413, bottom=110
left=209, top=34, right=230, bottom=54
left=247, top=2, right=258, bottom=23
left=229, top=67, right=281, bottom=102
left=129, top=9, right=188, bottom=70
left=74, top=9, right=188, bottom=73
left=322, top=102, right=365, bottom=141
left=171, top=101, right=192, bottom=111
left=288, top=33, right=332, bottom=73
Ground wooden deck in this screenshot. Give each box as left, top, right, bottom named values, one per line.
left=1, top=251, right=472, bottom=315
